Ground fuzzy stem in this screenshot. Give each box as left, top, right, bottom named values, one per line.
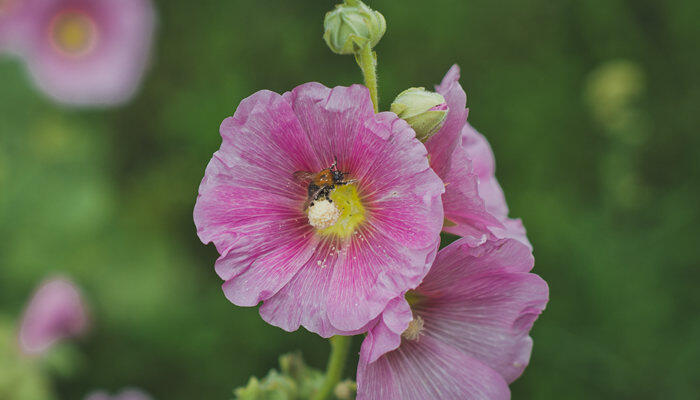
left=312, top=335, right=352, bottom=400
left=355, top=44, right=379, bottom=112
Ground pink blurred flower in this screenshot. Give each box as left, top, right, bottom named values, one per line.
left=356, top=238, right=548, bottom=400
left=84, top=388, right=152, bottom=400
left=0, top=0, right=21, bottom=50
left=426, top=65, right=530, bottom=248
left=1, top=0, right=155, bottom=106
left=194, top=83, right=444, bottom=337
left=18, top=276, right=89, bottom=355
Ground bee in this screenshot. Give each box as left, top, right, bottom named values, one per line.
left=294, top=159, right=355, bottom=210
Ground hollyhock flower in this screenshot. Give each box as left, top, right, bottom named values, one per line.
left=84, top=388, right=152, bottom=400
left=194, top=83, right=444, bottom=337
left=426, top=65, right=530, bottom=248
left=2, top=0, right=155, bottom=106
left=18, top=277, right=89, bottom=355
left=0, top=0, right=15, bottom=49
left=356, top=238, right=548, bottom=400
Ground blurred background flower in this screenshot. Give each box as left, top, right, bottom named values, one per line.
left=18, top=277, right=88, bottom=355
left=1, top=0, right=155, bottom=106
left=1, top=0, right=699, bottom=399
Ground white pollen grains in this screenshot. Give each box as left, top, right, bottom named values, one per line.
left=307, top=199, right=340, bottom=230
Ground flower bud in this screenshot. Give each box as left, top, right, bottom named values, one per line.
left=391, top=87, right=449, bottom=141
left=323, top=0, right=386, bottom=55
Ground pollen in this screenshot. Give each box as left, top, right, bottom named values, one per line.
left=401, top=315, right=424, bottom=341
left=316, top=184, right=366, bottom=238
left=307, top=199, right=341, bottom=230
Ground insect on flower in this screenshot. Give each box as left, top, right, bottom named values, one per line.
left=293, top=158, right=356, bottom=210
left=193, top=84, right=445, bottom=337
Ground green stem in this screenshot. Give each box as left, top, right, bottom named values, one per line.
left=355, top=44, right=379, bottom=112
left=312, top=335, right=352, bottom=400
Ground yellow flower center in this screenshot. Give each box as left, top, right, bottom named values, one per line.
left=49, top=11, right=98, bottom=56
left=311, top=184, right=365, bottom=238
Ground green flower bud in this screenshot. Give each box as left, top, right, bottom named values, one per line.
left=233, top=352, right=325, bottom=400
left=323, top=0, right=386, bottom=55
left=390, top=87, right=449, bottom=141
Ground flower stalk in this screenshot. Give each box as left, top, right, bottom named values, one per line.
left=312, top=335, right=352, bottom=400
left=355, top=44, right=379, bottom=112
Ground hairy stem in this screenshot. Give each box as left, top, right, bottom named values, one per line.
left=355, top=44, right=379, bottom=112
left=312, top=335, right=352, bottom=400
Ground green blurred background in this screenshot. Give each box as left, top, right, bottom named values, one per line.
left=1, top=0, right=699, bottom=398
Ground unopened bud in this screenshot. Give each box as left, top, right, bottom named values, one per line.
left=323, top=0, right=386, bottom=55
left=391, top=87, right=448, bottom=141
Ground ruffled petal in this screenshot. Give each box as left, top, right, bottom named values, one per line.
left=426, top=65, right=531, bottom=248
left=412, top=238, right=548, bottom=383
left=357, top=335, right=510, bottom=400
left=461, top=123, right=531, bottom=248
left=360, top=297, right=412, bottom=364
left=426, top=65, right=502, bottom=244
left=260, top=233, right=439, bottom=336
left=417, top=272, right=548, bottom=383
left=194, top=90, right=319, bottom=306
left=282, top=83, right=375, bottom=171
left=440, top=133, right=502, bottom=240
left=420, top=239, right=535, bottom=293
left=358, top=238, right=547, bottom=393
left=258, top=239, right=339, bottom=337
left=357, top=113, right=445, bottom=250
left=425, top=64, right=468, bottom=178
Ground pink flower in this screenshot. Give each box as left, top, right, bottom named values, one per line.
left=18, top=276, right=89, bottom=355
left=0, top=0, right=21, bottom=50
left=1, top=0, right=155, bottom=106
left=356, top=238, right=548, bottom=400
left=427, top=65, right=530, bottom=248
left=194, top=83, right=444, bottom=337
left=84, top=388, right=152, bottom=400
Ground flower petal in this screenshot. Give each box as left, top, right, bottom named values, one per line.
left=194, top=90, right=319, bottom=305
left=426, top=65, right=530, bottom=248
left=417, top=272, right=548, bottom=383
left=461, top=123, right=531, bottom=247
left=258, top=240, right=338, bottom=337
left=357, top=335, right=510, bottom=400
left=421, top=238, right=535, bottom=290
left=413, top=238, right=548, bottom=383
left=360, top=297, right=412, bottom=364
left=357, top=113, right=445, bottom=250
left=440, top=133, right=502, bottom=238
left=19, top=277, right=88, bottom=355
left=282, top=83, right=375, bottom=171
left=425, top=64, right=468, bottom=178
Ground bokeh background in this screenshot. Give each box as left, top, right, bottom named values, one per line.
left=1, top=0, right=699, bottom=398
